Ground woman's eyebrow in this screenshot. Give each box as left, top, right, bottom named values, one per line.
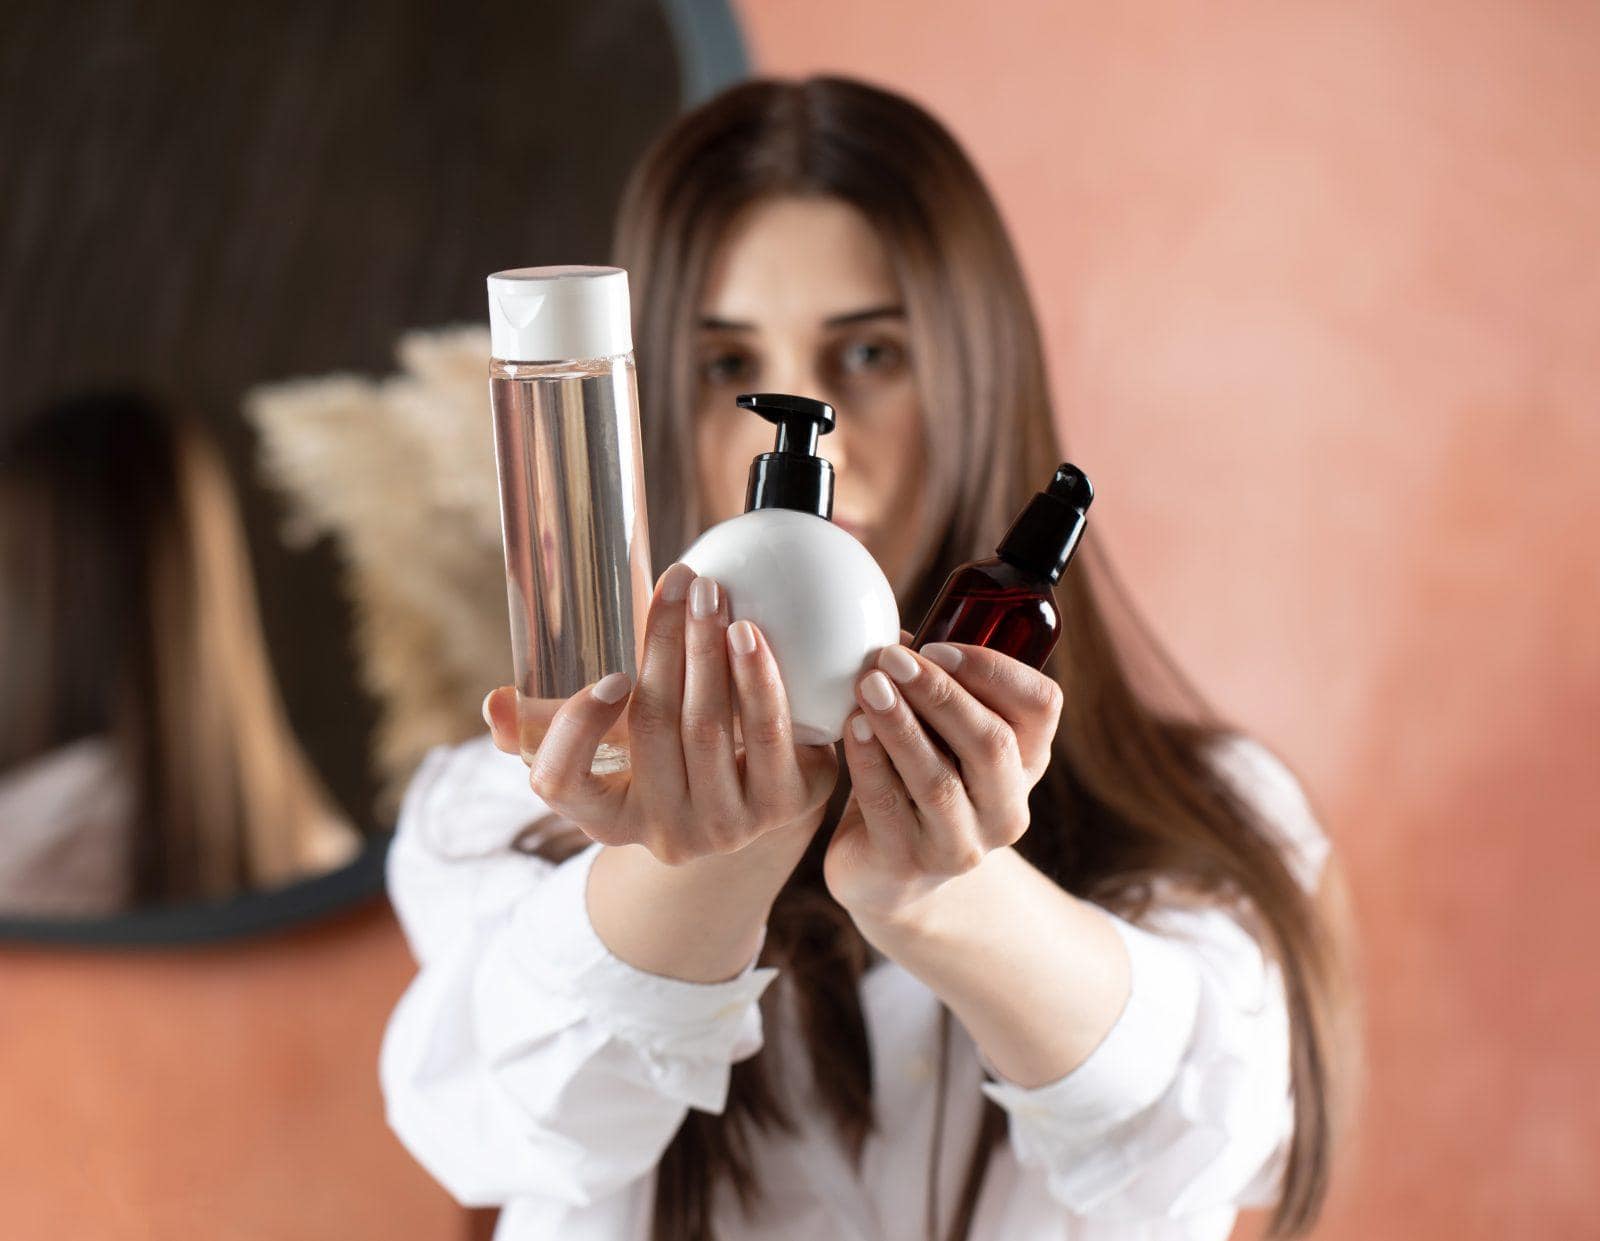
left=697, top=305, right=906, bottom=331
left=824, top=304, right=904, bottom=327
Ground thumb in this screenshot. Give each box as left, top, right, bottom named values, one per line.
left=526, top=675, right=634, bottom=840
left=483, top=686, right=520, bottom=755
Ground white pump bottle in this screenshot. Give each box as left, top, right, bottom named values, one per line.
left=680, top=393, right=900, bottom=744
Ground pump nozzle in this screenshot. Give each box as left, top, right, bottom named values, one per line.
left=737, top=393, right=836, bottom=455
left=1046, top=464, right=1094, bottom=511
left=737, top=393, right=837, bottom=519
left=996, top=461, right=1094, bottom=584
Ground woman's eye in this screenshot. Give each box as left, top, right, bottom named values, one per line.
left=701, top=350, right=755, bottom=387
left=835, top=337, right=905, bottom=377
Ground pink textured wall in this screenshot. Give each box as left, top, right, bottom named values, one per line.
left=0, top=906, right=462, bottom=1241
left=735, top=2, right=1600, bottom=1237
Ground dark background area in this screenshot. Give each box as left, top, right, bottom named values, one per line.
left=0, top=0, right=682, bottom=834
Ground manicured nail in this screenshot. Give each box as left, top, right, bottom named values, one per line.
left=481, top=691, right=495, bottom=730
left=861, top=670, right=896, bottom=712
left=727, top=619, right=757, bottom=656
left=689, top=575, right=719, bottom=619
left=592, top=672, right=632, bottom=704
left=849, top=713, right=873, bottom=743
left=921, top=643, right=963, bottom=673
left=660, top=562, right=694, bottom=603
left=879, top=645, right=920, bottom=684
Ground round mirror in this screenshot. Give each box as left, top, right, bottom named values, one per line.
left=0, top=0, right=747, bottom=944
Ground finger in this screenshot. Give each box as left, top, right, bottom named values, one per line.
left=793, top=737, right=842, bottom=812
left=526, top=674, right=633, bottom=841
left=877, top=645, right=1024, bottom=831
left=841, top=710, right=920, bottom=865
left=627, top=563, right=694, bottom=810
left=726, top=619, right=817, bottom=820
left=680, top=575, right=741, bottom=837
left=855, top=669, right=981, bottom=870
left=916, top=642, right=1063, bottom=770
left=483, top=686, right=519, bottom=755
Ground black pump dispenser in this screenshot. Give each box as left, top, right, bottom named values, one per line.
left=738, top=393, right=837, bottom=519
left=996, top=464, right=1094, bottom=583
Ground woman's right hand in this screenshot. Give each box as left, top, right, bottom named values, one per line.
left=483, top=561, right=839, bottom=866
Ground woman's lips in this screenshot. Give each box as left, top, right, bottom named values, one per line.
left=833, top=514, right=869, bottom=539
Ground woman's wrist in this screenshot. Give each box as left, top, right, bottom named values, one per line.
left=842, top=848, right=995, bottom=953
left=586, top=807, right=823, bottom=984
left=845, top=846, right=1134, bottom=1087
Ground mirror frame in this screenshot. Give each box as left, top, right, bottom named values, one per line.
left=0, top=838, right=392, bottom=947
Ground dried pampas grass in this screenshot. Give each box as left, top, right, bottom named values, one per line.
left=245, top=326, right=509, bottom=819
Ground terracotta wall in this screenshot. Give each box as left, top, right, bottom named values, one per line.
left=0, top=905, right=462, bottom=1241
left=734, top=1, right=1600, bottom=1236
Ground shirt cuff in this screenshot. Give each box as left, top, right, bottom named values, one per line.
left=503, top=841, right=781, bottom=1052
left=978, top=913, right=1203, bottom=1136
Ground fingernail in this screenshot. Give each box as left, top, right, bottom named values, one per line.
left=660, top=562, right=694, bottom=604
left=849, top=713, right=873, bottom=743
left=879, top=645, right=920, bottom=684
left=689, top=575, right=719, bottom=619
left=481, top=691, right=496, bottom=730
left=921, top=643, right=963, bottom=672
left=861, top=670, right=896, bottom=712
left=727, top=619, right=757, bottom=656
left=592, top=672, right=632, bottom=704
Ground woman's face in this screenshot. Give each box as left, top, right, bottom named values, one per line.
left=693, top=195, right=927, bottom=589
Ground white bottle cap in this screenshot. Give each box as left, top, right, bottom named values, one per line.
left=486, top=265, right=633, bottom=362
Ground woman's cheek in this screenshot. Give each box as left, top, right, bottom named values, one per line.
left=868, top=391, right=927, bottom=486
left=695, top=414, right=761, bottom=523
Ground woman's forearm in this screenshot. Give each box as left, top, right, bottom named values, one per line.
left=586, top=815, right=819, bottom=984
left=853, top=845, right=1132, bottom=1087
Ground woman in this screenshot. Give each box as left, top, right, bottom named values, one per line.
left=381, top=77, right=1353, bottom=1240
left=0, top=392, right=359, bottom=914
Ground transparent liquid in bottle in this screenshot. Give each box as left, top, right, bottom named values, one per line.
left=491, top=355, right=653, bottom=772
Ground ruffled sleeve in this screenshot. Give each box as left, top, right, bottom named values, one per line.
left=975, top=736, right=1328, bottom=1223
left=378, top=737, right=781, bottom=1209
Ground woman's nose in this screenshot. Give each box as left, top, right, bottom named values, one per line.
left=755, top=346, right=815, bottom=401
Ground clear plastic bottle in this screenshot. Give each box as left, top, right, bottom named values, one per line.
left=487, top=266, right=653, bottom=772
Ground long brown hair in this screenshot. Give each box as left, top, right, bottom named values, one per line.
left=603, top=76, right=1344, bottom=1238
left=0, top=392, right=356, bottom=903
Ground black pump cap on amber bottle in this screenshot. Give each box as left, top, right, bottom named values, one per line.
left=738, top=392, right=836, bottom=519
left=996, top=464, right=1094, bottom=584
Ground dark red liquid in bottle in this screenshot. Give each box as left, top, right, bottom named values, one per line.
left=911, top=557, right=1060, bottom=669
left=909, top=464, right=1092, bottom=670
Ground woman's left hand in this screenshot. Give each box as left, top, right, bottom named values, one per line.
left=824, top=640, right=1064, bottom=928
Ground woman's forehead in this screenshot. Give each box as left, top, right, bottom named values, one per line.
left=698, top=196, right=902, bottom=330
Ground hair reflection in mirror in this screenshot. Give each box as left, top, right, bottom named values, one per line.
left=0, top=392, right=360, bottom=914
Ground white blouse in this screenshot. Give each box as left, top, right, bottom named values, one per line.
left=380, top=733, right=1329, bottom=1240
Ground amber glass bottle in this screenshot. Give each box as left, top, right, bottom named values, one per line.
left=910, top=464, right=1093, bottom=669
